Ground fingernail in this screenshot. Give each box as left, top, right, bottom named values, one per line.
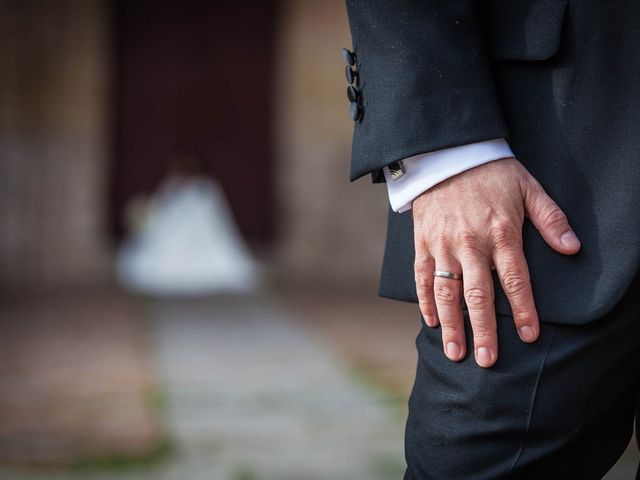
left=476, top=347, right=493, bottom=367
left=423, top=315, right=433, bottom=326
left=446, top=342, right=461, bottom=360
left=560, top=230, right=580, bottom=249
left=519, top=325, right=536, bottom=342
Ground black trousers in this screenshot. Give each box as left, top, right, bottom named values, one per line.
left=404, top=275, right=640, bottom=479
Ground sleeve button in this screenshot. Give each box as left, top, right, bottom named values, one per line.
left=347, top=85, right=359, bottom=102
left=345, top=65, right=358, bottom=85
left=341, top=48, right=356, bottom=66
left=350, top=101, right=362, bottom=121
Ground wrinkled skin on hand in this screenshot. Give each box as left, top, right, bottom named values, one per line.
left=412, top=157, right=581, bottom=368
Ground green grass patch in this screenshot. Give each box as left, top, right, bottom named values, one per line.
left=71, top=440, right=173, bottom=472
left=370, top=453, right=407, bottom=478
left=231, top=462, right=257, bottom=480
left=71, top=386, right=173, bottom=472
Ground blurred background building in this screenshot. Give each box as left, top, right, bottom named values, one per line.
left=0, top=0, right=387, bottom=294
left=0, top=1, right=636, bottom=479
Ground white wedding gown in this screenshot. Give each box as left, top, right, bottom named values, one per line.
left=116, top=175, right=259, bottom=296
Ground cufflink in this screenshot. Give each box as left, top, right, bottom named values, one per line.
left=388, top=160, right=406, bottom=180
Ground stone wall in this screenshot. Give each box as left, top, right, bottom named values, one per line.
left=0, top=0, right=111, bottom=292
left=274, top=0, right=389, bottom=292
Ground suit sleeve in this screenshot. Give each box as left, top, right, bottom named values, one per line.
left=345, top=0, right=509, bottom=182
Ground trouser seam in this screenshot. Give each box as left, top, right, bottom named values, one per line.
left=508, top=327, right=558, bottom=475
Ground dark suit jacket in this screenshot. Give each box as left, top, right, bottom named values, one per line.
left=345, top=0, right=640, bottom=325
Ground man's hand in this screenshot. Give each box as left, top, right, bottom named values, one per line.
left=412, top=157, right=581, bottom=368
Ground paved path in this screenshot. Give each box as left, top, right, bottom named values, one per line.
left=0, top=294, right=161, bottom=466
left=147, top=296, right=406, bottom=480
left=0, top=295, right=406, bottom=480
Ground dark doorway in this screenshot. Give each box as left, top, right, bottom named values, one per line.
left=111, top=0, right=277, bottom=247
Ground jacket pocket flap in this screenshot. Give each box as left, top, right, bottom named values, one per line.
left=483, top=0, right=568, bottom=61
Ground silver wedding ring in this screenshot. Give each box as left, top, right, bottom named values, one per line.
left=433, top=270, right=463, bottom=281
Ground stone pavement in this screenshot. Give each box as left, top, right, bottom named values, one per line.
left=146, top=296, right=407, bottom=480
left=0, top=293, right=162, bottom=466
left=0, top=294, right=406, bottom=480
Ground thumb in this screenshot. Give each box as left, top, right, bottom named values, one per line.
left=523, top=180, right=581, bottom=255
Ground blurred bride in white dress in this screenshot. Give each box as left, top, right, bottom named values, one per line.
left=116, top=160, right=259, bottom=296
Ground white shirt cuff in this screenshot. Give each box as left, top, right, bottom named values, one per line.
left=383, top=138, right=514, bottom=213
